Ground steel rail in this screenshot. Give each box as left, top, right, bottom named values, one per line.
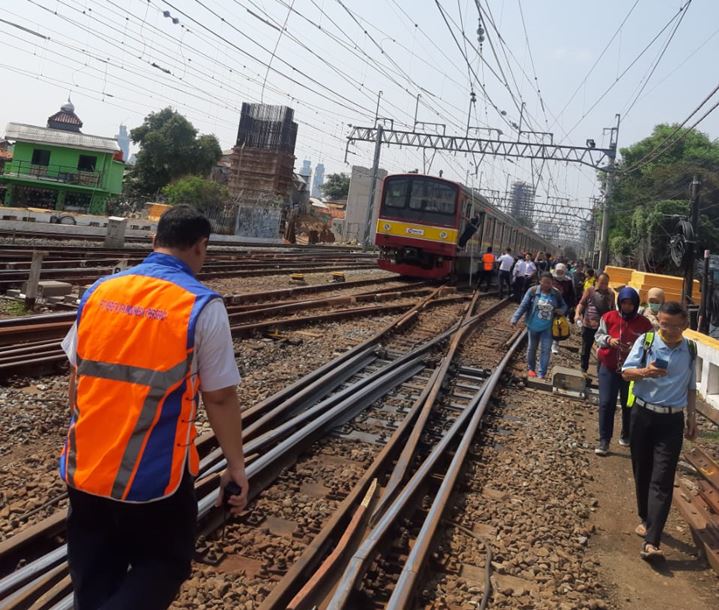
left=386, top=330, right=527, bottom=609
left=0, top=286, right=456, bottom=599
left=257, top=297, right=509, bottom=610
left=323, top=336, right=524, bottom=609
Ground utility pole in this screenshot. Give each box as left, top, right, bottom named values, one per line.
left=363, top=124, right=384, bottom=247
left=682, top=175, right=701, bottom=307
left=699, top=249, right=711, bottom=333
left=598, top=114, right=620, bottom=271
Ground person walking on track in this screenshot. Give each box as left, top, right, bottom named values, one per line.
left=622, top=301, right=698, bottom=561
left=575, top=272, right=615, bottom=374
left=512, top=252, right=537, bottom=303
left=496, top=247, right=514, bottom=299
left=59, top=205, right=249, bottom=610
left=593, top=287, right=652, bottom=456
left=550, top=263, right=576, bottom=354
left=479, top=246, right=497, bottom=291
left=511, top=272, right=567, bottom=379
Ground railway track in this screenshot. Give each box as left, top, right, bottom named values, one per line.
left=0, top=243, right=378, bottom=293
left=0, top=288, right=522, bottom=609
left=0, top=279, right=461, bottom=380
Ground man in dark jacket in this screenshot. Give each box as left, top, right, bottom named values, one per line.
left=593, top=287, right=653, bottom=455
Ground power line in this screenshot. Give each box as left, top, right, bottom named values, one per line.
left=563, top=0, right=691, bottom=141
left=621, top=0, right=693, bottom=120
left=621, top=81, right=719, bottom=174
left=550, top=0, right=640, bottom=131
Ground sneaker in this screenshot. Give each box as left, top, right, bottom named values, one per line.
left=527, top=370, right=538, bottom=378
left=594, top=440, right=609, bottom=456
left=551, top=342, right=559, bottom=354
left=618, top=437, right=630, bottom=447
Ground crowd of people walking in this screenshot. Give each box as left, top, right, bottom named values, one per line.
left=480, top=248, right=700, bottom=563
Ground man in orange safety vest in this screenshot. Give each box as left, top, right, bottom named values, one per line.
left=60, top=205, right=248, bottom=609
left=478, top=246, right=497, bottom=291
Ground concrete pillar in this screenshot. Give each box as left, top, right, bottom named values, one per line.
left=104, top=216, right=128, bottom=248
left=24, top=251, right=47, bottom=310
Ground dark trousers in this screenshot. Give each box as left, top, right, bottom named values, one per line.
left=498, top=270, right=511, bottom=298
left=67, top=471, right=197, bottom=610
left=630, top=406, right=684, bottom=547
left=580, top=326, right=597, bottom=372
left=478, top=268, right=494, bottom=290
left=513, top=276, right=529, bottom=302
left=598, top=363, right=631, bottom=442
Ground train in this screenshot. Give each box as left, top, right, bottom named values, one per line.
left=374, top=173, right=553, bottom=279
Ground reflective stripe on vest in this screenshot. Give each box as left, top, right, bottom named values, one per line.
left=482, top=253, right=495, bottom=271
left=60, top=253, right=220, bottom=502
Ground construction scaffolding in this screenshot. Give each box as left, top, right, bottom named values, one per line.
left=236, top=103, right=297, bottom=152
left=228, top=103, right=298, bottom=207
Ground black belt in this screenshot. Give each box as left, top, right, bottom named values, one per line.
left=635, top=397, right=684, bottom=414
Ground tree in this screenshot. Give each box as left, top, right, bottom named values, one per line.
left=130, top=108, right=222, bottom=196
left=162, top=176, right=229, bottom=215
left=320, top=173, right=350, bottom=200
left=608, top=124, right=719, bottom=272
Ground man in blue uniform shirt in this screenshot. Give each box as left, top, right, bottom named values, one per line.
left=622, top=301, right=697, bottom=561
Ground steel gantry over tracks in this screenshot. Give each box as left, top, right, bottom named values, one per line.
left=345, top=126, right=615, bottom=171
left=349, top=116, right=620, bottom=267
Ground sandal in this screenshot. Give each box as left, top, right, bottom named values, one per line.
left=635, top=523, right=647, bottom=537
left=640, top=542, right=663, bottom=561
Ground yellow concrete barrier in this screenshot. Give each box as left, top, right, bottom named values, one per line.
left=602, top=266, right=701, bottom=303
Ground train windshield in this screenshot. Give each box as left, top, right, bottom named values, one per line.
left=381, top=177, right=457, bottom=226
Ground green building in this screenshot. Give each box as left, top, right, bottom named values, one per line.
left=0, top=101, right=125, bottom=214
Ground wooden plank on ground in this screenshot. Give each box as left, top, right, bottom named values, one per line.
left=684, top=447, right=719, bottom=490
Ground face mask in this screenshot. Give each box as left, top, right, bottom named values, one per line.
left=649, top=303, right=661, bottom=313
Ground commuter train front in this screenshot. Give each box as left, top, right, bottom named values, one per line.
left=374, top=173, right=551, bottom=279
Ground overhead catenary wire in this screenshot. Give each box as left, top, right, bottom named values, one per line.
left=550, top=0, right=640, bottom=131
left=621, top=0, right=693, bottom=121
left=562, top=0, right=692, bottom=141
left=620, top=81, right=719, bottom=175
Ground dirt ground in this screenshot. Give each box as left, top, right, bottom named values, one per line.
left=581, top=406, right=719, bottom=610
left=552, top=341, right=719, bottom=610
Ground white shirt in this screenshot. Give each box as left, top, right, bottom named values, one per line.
left=61, top=299, right=241, bottom=392
left=513, top=260, right=536, bottom=278
left=497, top=254, right=514, bottom=272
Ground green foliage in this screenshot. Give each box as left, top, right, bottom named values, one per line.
left=609, top=124, right=719, bottom=271
left=162, top=176, right=229, bottom=215
left=320, top=173, right=350, bottom=200
left=130, top=108, right=222, bottom=196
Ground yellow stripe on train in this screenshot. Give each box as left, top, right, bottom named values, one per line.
left=375, top=219, right=458, bottom=243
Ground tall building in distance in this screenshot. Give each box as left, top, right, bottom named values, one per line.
left=509, top=181, right=535, bottom=227
left=116, top=124, right=130, bottom=163
left=299, top=159, right=312, bottom=188
left=312, top=162, right=325, bottom=198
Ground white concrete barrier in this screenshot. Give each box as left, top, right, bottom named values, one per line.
left=685, top=330, right=719, bottom=411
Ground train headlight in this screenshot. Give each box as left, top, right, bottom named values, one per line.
left=440, top=231, right=448, bottom=239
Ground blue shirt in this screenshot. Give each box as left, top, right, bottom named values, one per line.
left=622, top=333, right=696, bottom=408
left=527, top=291, right=555, bottom=332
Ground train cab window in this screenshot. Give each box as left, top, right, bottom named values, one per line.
left=409, top=180, right=455, bottom=215
left=383, top=178, right=410, bottom=208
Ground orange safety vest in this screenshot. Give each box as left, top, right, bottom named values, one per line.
left=60, top=253, right=221, bottom=502
left=482, top=252, right=495, bottom=271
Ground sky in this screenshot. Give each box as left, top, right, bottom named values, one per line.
left=1, top=0, right=718, bottom=232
